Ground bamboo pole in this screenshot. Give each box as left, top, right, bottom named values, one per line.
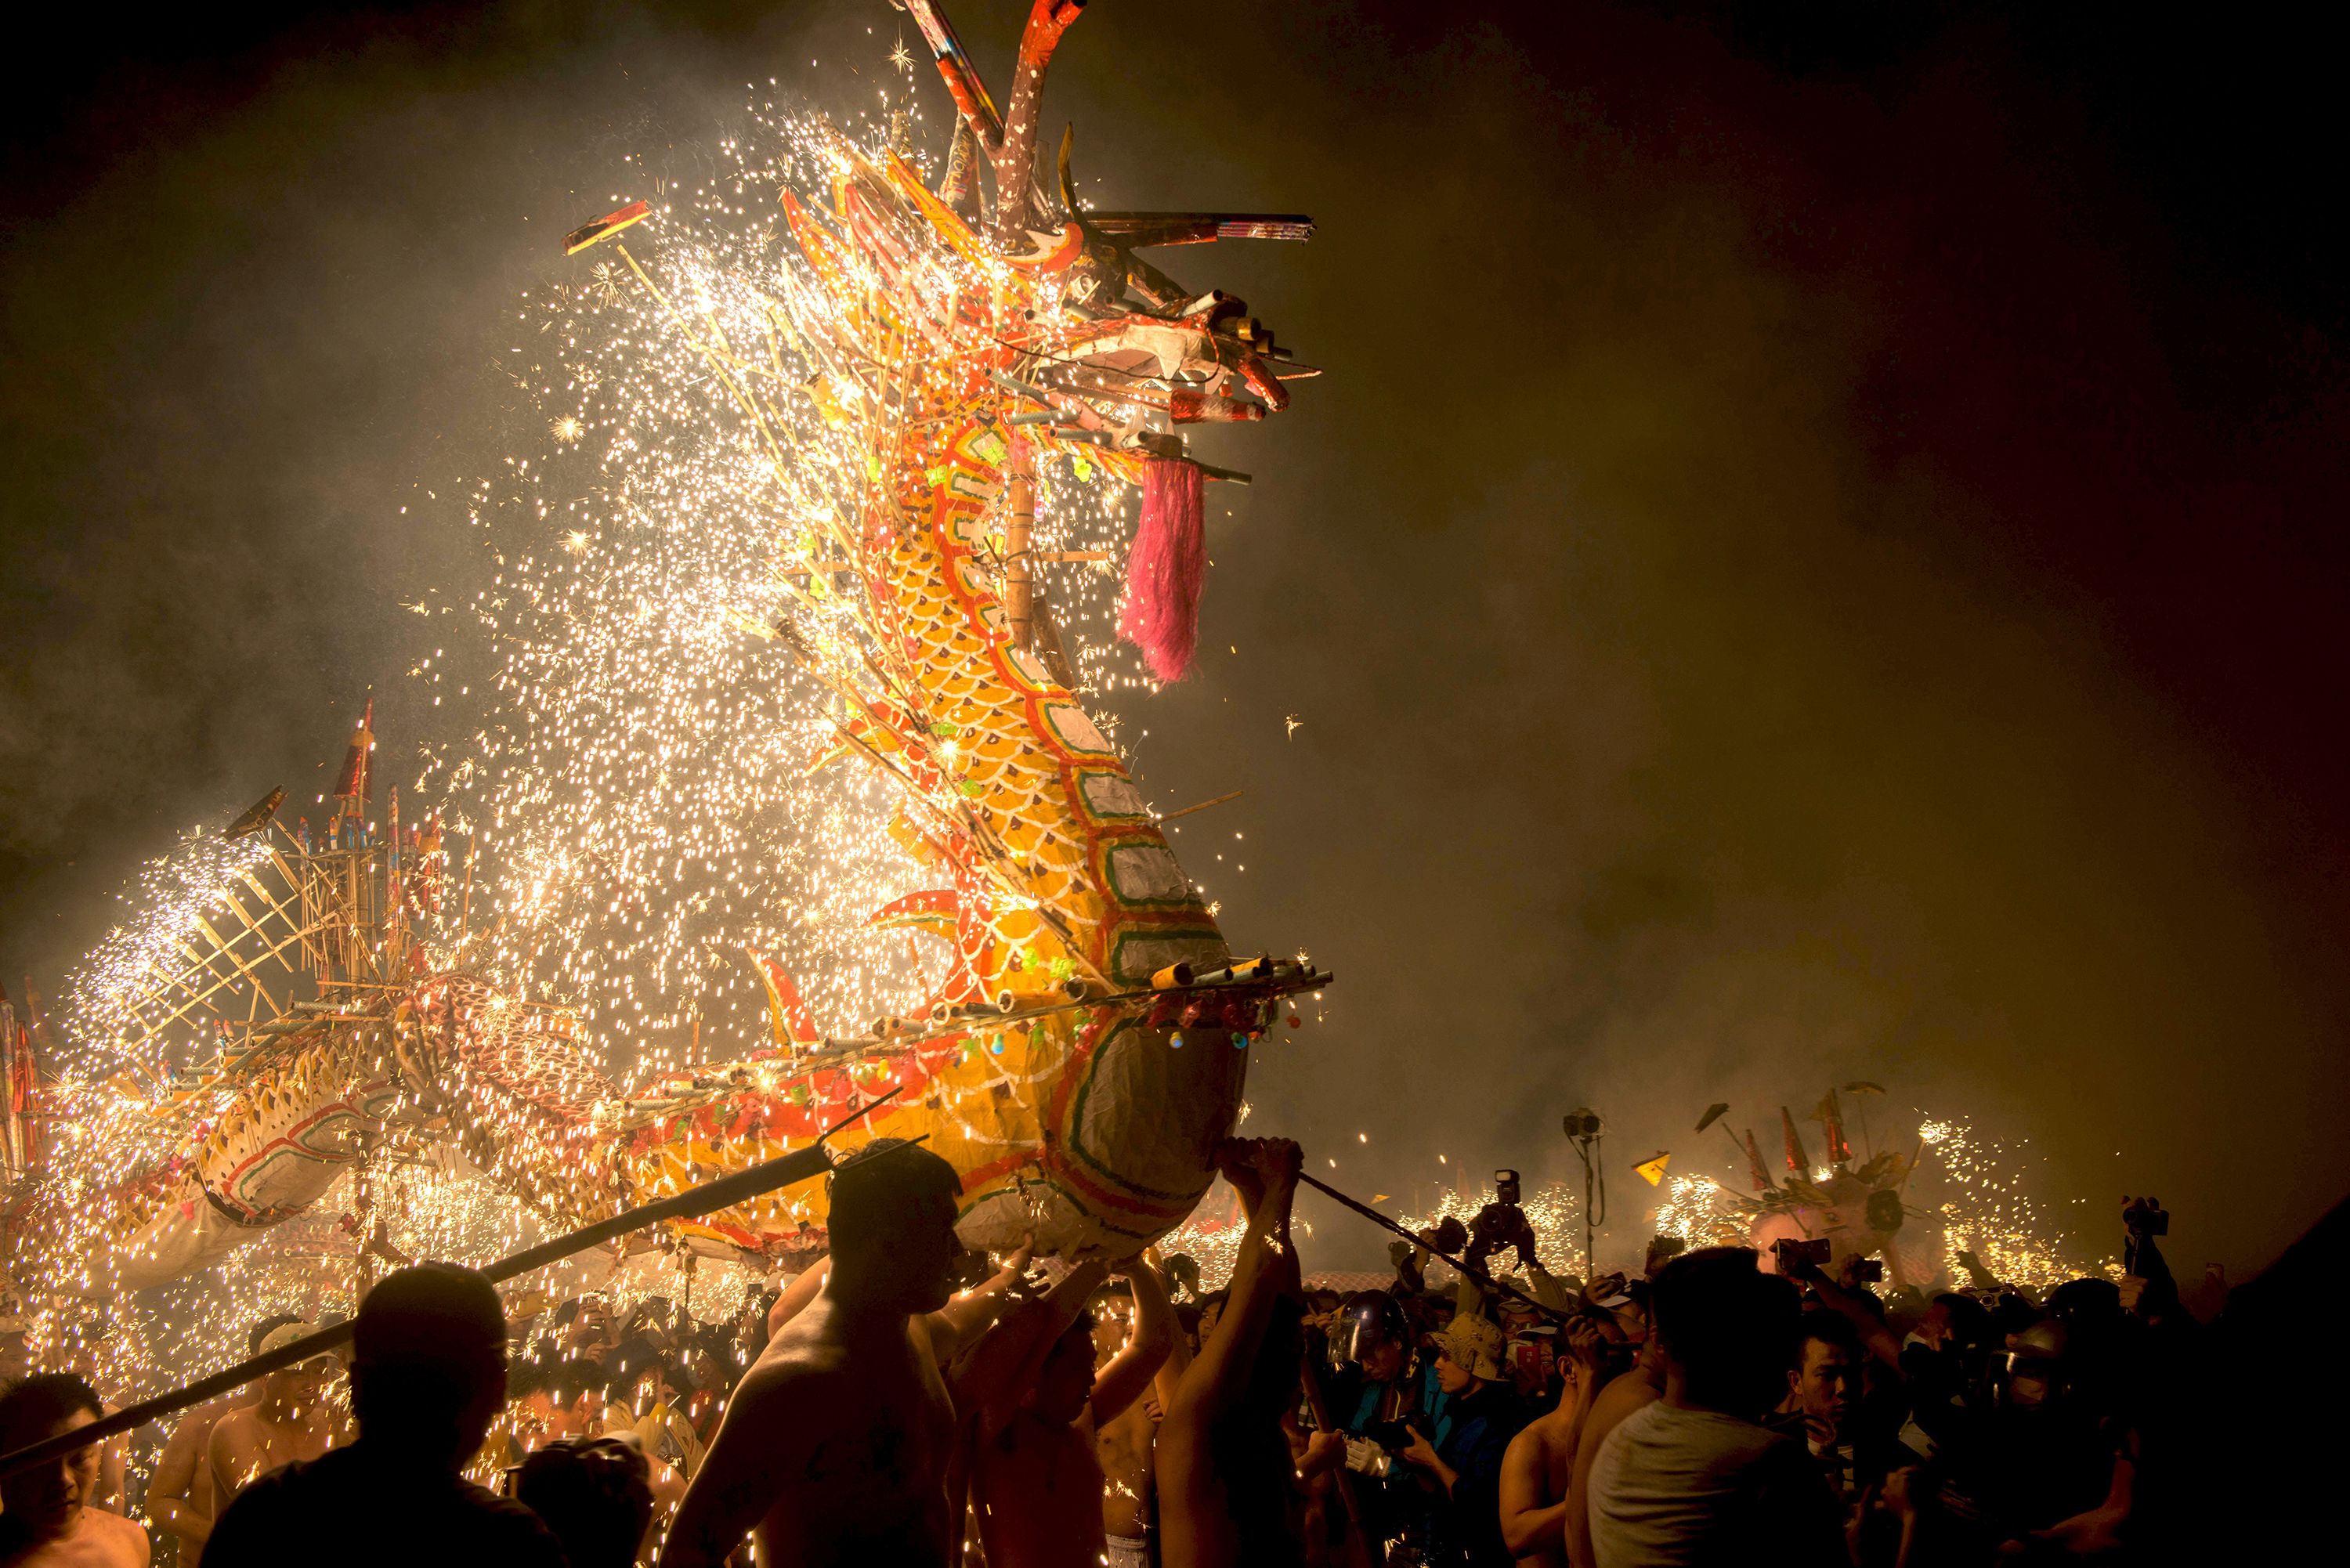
left=1003, top=439, right=1036, bottom=653
left=460, top=834, right=477, bottom=938
left=1296, top=1171, right=1567, bottom=1324
left=1153, top=790, right=1244, bottom=825
left=123, top=923, right=321, bottom=1054
left=0, top=1091, right=908, bottom=1479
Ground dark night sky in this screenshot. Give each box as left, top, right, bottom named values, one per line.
left=3, top=2, right=2345, bottom=1278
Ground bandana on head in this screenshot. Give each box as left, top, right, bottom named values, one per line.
left=258, top=1321, right=329, bottom=1364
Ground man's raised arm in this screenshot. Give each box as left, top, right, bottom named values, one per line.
left=1091, top=1255, right=1176, bottom=1425
left=924, top=1236, right=1036, bottom=1368
left=1172, top=1139, right=1302, bottom=1425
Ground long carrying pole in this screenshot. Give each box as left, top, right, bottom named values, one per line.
left=1578, top=1140, right=1596, bottom=1281
left=0, top=1090, right=904, bottom=1479
left=1295, top=1171, right=1568, bottom=1324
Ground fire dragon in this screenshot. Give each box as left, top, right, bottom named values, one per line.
left=10, top=0, right=1322, bottom=1297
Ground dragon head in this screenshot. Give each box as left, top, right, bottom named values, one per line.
left=895, top=0, right=1314, bottom=454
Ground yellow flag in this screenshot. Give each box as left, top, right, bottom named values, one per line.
left=1633, top=1151, right=1672, bottom=1187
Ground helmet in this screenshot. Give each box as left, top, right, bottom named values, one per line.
left=1431, top=1313, right=1506, bottom=1380
left=2004, top=1318, right=2070, bottom=1407
left=1331, top=1290, right=1412, bottom=1371
left=2010, top=1317, right=2067, bottom=1362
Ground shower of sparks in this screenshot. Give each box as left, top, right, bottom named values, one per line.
left=61, top=831, right=272, bottom=1077
left=1163, top=1178, right=1596, bottom=1297
left=421, top=86, right=1168, bottom=1076
left=1405, top=1180, right=1589, bottom=1286
left=1648, top=1113, right=2112, bottom=1294
left=1916, top=1115, right=2116, bottom=1292
left=1649, top=1173, right=1746, bottom=1247
left=1161, top=1181, right=1247, bottom=1294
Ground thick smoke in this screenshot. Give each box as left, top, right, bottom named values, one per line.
left=2, top=2, right=2345, bottom=1281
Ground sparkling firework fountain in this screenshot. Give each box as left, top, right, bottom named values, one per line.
left=1646, top=1093, right=2112, bottom=1294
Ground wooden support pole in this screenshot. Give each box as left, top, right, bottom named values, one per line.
left=1004, top=439, right=1036, bottom=653
left=460, top=834, right=477, bottom=938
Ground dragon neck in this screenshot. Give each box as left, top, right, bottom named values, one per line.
left=866, top=409, right=1227, bottom=995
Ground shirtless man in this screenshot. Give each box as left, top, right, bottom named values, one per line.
left=146, top=1315, right=297, bottom=1552
left=1096, top=1266, right=1190, bottom=1568
left=1157, top=1139, right=1344, bottom=1568
left=208, top=1322, right=338, bottom=1505
left=0, top=1374, right=150, bottom=1567
left=1499, top=1316, right=1618, bottom=1568
left=658, top=1137, right=965, bottom=1568
left=962, top=1256, right=1175, bottom=1568
left=1561, top=1331, right=1661, bottom=1568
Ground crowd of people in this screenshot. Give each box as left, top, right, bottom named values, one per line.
left=0, top=1135, right=2284, bottom=1566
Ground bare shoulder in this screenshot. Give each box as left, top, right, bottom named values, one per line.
left=1590, top=1371, right=1657, bottom=1426
left=1503, top=1420, right=1548, bottom=1465
left=721, top=1336, right=854, bottom=1428
left=92, top=1508, right=150, bottom=1566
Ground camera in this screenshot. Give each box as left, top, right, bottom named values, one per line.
left=2122, top=1198, right=2168, bottom=1237
left=1849, top=1258, right=1884, bottom=1284
left=1774, top=1237, right=1832, bottom=1271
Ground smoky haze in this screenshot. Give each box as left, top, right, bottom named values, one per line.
left=3, top=2, right=2345, bottom=1282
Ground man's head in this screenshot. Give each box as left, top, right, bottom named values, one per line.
left=0, top=1374, right=105, bottom=1537
left=2004, top=1319, right=2069, bottom=1410
left=1033, top=1313, right=1099, bottom=1425
left=825, top=1139, right=963, bottom=1313
left=1430, top=1313, right=1502, bottom=1395
left=620, top=1343, right=685, bottom=1413
left=349, top=1263, right=510, bottom=1466
left=561, top=1296, right=615, bottom=1355
left=248, top=1312, right=304, bottom=1357
left=1789, top=1310, right=1860, bottom=1441
left=1091, top=1284, right=1134, bottom=1363
left=1194, top=1289, right=1230, bottom=1348
left=1614, top=1279, right=1652, bottom=1343
left=1334, top=1291, right=1410, bottom=1382
left=514, top=1436, right=655, bottom=1568
left=1918, top=1291, right=1990, bottom=1354
left=2044, top=1277, right=2120, bottom=1327
left=509, top=1353, right=554, bottom=1411
left=1651, top=1247, right=1800, bottom=1419
left=255, top=1320, right=335, bottom=1412
left=548, top=1358, right=609, bottom=1438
